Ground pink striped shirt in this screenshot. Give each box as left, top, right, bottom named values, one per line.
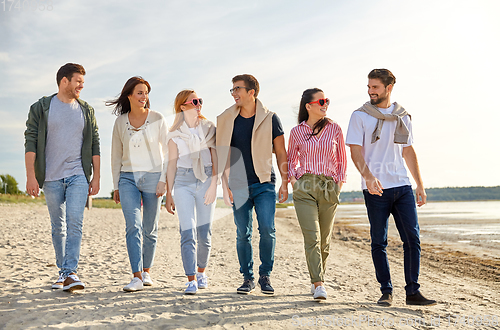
left=287, top=120, right=347, bottom=183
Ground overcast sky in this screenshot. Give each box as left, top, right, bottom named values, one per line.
left=1, top=0, right=499, bottom=197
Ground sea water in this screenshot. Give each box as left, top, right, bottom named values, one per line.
left=338, top=200, right=500, bottom=247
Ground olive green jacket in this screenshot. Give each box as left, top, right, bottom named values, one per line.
left=24, top=93, right=100, bottom=188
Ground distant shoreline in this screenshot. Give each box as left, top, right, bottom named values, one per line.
left=337, top=199, right=500, bottom=205
left=339, top=185, right=500, bottom=203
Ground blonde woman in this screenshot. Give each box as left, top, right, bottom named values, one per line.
left=108, top=76, right=168, bottom=292
left=165, top=90, right=217, bottom=295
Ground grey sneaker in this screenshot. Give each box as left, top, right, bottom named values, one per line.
left=185, top=280, right=198, bottom=295
left=197, top=273, right=208, bottom=289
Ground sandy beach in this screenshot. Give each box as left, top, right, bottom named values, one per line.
left=0, top=203, right=499, bottom=329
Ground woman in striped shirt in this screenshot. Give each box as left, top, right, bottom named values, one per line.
left=287, top=88, right=347, bottom=301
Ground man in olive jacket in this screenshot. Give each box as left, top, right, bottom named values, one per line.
left=24, top=63, right=100, bottom=292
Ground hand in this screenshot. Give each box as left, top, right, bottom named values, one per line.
left=366, top=177, right=383, bottom=196
left=278, top=182, right=288, bottom=203
left=165, top=193, right=176, bottom=215
left=88, top=177, right=100, bottom=196
left=26, top=176, right=39, bottom=197
left=338, top=181, right=343, bottom=191
left=156, top=182, right=167, bottom=198
left=223, top=186, right=233, bottom=207
left=415, top=185, right=427, bottom=207
left=290, top=177, right=297, bottom=189
left=204, top=182, right=217, bottom=205
left=113, top=190, right=120, bottom=204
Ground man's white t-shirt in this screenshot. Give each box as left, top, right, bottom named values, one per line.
left=345, top=103, right=413, bottom=190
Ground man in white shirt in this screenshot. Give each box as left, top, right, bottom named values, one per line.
left=346, top=69, right=436, bottom=307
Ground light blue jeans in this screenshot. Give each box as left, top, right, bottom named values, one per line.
left=118, top=171, right=161, bottom=274
left=173, top=167, right=215, bottom=277
left=43, top=174, right=89, bottom=277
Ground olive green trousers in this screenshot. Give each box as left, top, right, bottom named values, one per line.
left=292, top=173, right=340, bottom=283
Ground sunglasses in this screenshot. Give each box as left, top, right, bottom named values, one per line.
left=184, top=98, right=203, bottom=106
left=308, top=98, right=330, bottom=106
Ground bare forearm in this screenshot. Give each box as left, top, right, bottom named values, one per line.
left=92, top=155, right=101, bottom=179
left=166, top=162, right=176, bottom=194
left=25, top=152, right=36, bottom=179
left=403, top=146, right=424, bottom=187
left=350, top=145, right=375, bottom=181
left=273, top=135, right=288, bottom=184
left=276, top=150, right=288, bottom=183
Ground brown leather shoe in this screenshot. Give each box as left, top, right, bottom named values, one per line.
left=377, top=293, right=393, bottom=306
left=406, top=292, right=437, bottom=306
left=63, top=273, right=85, bottom=291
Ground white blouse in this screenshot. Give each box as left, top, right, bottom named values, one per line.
left=111, top=110, right=168, bottom=190
left=172, top=125, right=212, bottom=169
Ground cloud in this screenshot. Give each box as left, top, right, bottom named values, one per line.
left=0, top=52, right=10, bottom=62
left=1, top=0, right=500, bottom=196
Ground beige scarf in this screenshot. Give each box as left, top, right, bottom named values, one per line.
left=356, top=102, right=411, bottom=144
left=167, top=119, right=216, bottom=182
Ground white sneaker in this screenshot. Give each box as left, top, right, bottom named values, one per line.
left=52, top=274, right=66, bottom=289
left=313, top=285, right=327, bottom=300
left=311, top=284, right=315, bottom=295
left=197, top=273, right=208, bottom=289
left=142, top=272, right=153, bottom=286
left=123, top=277, right=144, bottom=292
left=185, top=280, right=198, bottom=295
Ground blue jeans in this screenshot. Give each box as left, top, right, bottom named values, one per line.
left=43, top=175, right=89, bottom=277
left=231, top=182, right=276, bottom=280
left=173, top=167, right=215, bottom=276
left=363, top=185, right=421, bottom=295
left=119, top=172, right=161, bottom=274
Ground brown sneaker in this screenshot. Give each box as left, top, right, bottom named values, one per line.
left=63, top=273, right=85, bottom=291
left=51, top=274, right=66, bottom=289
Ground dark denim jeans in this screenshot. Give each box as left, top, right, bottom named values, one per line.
left=231, top=182, right=276, bottom=280
left=363, top=185, right=421, bottom=295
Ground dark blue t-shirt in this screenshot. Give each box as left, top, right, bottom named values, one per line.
left=229, top=113, right=284, bottom=188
